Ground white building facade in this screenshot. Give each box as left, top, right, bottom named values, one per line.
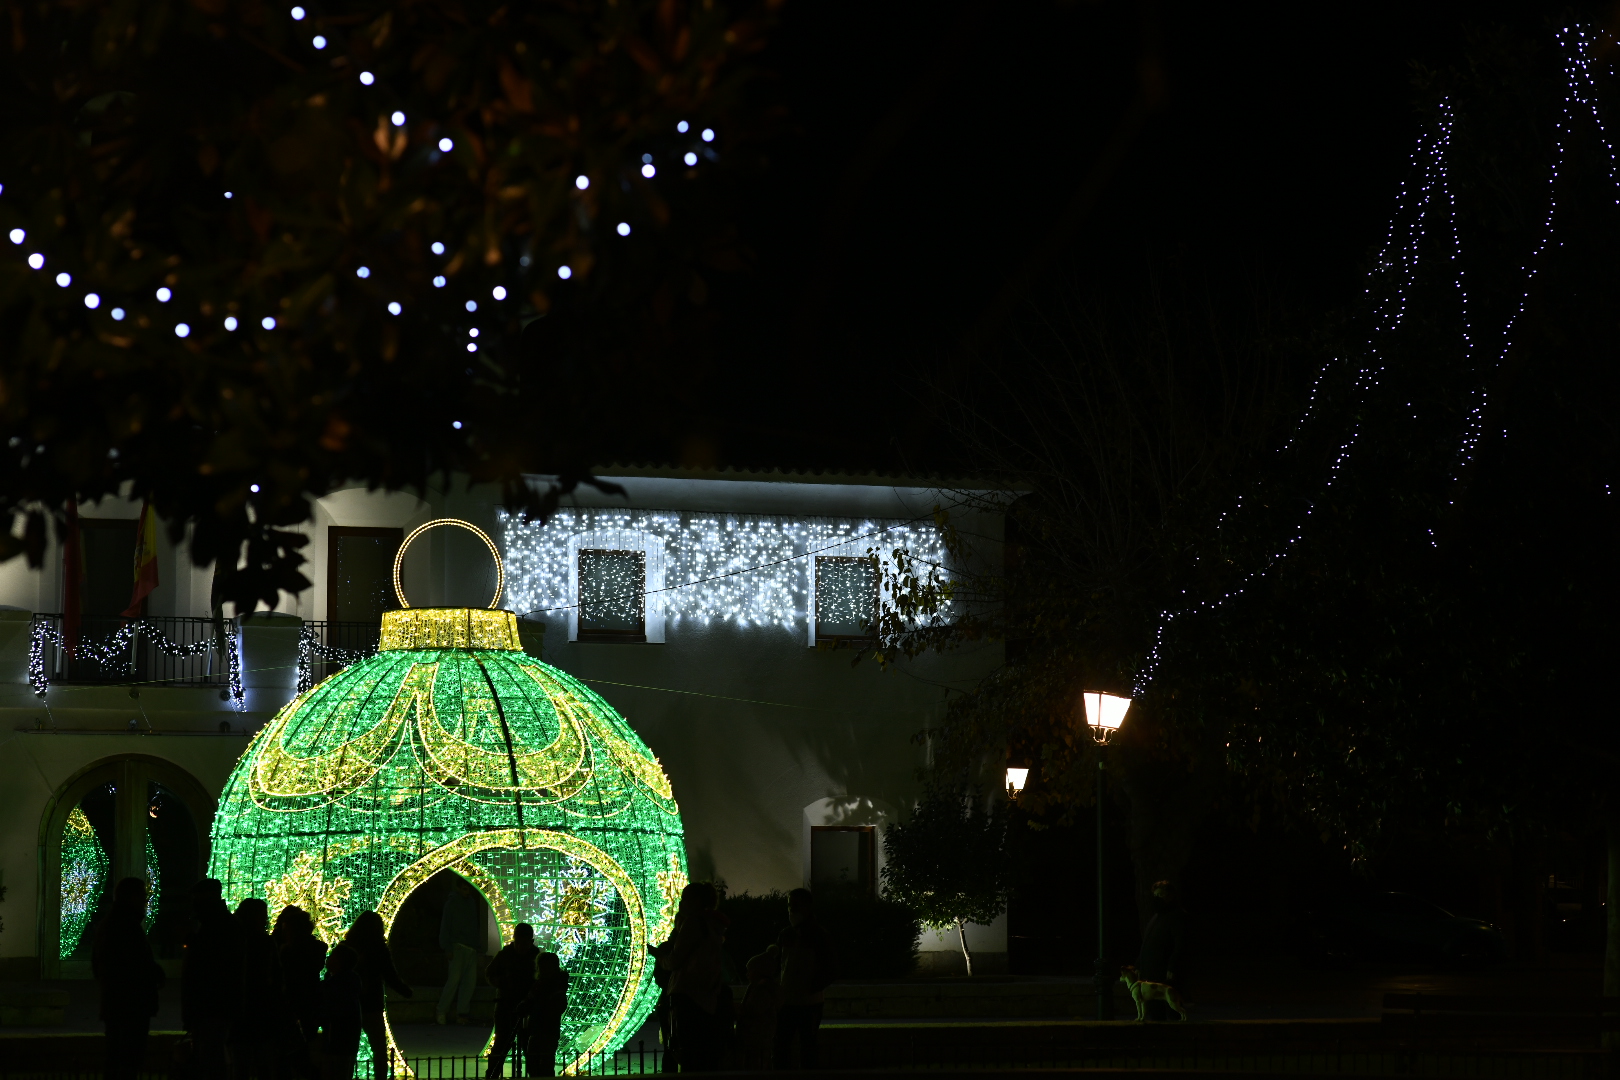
left=0, top=468, right=1005, bottom=981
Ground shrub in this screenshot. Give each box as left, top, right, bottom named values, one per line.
left=717, top=884, right=918, bottom=983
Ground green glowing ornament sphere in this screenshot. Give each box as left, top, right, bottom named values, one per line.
left=208, top=608, right=688, bottom=1072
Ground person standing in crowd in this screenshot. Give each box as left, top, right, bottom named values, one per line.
left=437, top=877, right=483, bottom=1026
left=484, top=923, right=540, bottom=1076
left=229, top=899, right=279, bottom=1080
left=316, top=944, right=363, bottom=1080
left=183, top=878, right=244, bottom=1080
left=774, top=889, right=835, bottom=1070
left=1136, top=880, right=1187, bottom=1022
left=93, top=877, right=165, bottom=1080
left=525, top=950, right=570, bottom=1078
left=273, top=905, right=328, bottom=1079
left=735, top=948, right=781, bottom=1070
left=344, top=911, right=413, bottom=1080
left=660, top=881, right=729, bottom=1072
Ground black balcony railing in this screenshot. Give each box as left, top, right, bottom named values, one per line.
left=297, top=619, right=382, bottom=691
left=30, top=614, right=230, bottom=690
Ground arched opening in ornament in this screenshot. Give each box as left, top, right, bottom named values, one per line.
left=384, top=868, right=498, bottom=1058
left=372, top=831, right=654, bottom=1077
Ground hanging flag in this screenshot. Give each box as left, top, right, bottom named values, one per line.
left=63, top=499, right=83, bottom=658
left=123, top=501, right=159, bottom=618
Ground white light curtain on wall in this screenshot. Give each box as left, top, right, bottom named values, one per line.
left=497, top=509, right=949, bottom=641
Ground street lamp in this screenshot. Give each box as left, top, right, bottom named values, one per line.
left=1085, top=691, right=1131, bottom=1020
left=1005, top=767, right=1029, bottom=797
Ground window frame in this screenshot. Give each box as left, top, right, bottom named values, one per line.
left=814, top=555, right=879, bottom=644
left=576, top=548, right=648, bottom=643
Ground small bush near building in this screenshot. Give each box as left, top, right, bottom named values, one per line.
left=718, top=884, right=919, bottom=982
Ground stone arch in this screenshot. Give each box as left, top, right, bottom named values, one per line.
left=39, top=754, right=215, bottom=978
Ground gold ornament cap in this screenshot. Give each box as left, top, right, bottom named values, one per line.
left=380, top=607, right=523, bottom=651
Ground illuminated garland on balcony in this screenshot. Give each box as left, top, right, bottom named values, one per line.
left=29, top=616, right=241, bottom=703
left=295, top=625, right=376, bottom=694
left=208, top=607, right=685, bottom=1077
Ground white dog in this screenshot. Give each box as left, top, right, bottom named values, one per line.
left=1118, top=965, right=1187, bottom=1021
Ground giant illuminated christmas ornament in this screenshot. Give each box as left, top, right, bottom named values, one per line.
left=208, top=520, right=686, bottom=1075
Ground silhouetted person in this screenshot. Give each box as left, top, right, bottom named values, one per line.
left=1137, top=880, right=1187, bottom=1022
left=437, top=877, right=483, bottom=1025
left=93, top=877, right=164, bottom=1080
left=316, top=944, right=363, bottom=1080
left=524, top=950, right=569, bottom=1078
left=737, top=947, right=781, bottom=1070
left=273, top=905, right=328, bottom=1079
left=342, top=911, right=412, bottom=1080
left=229, top=898, right=280, bottom=1080
left=662, top=881, right=728, bottom=1072
left=485, top=923, right=540, bottom=1076
left=183, top=878, right=244, bottom=1080
left=774, top=889, right=835, bottom=1069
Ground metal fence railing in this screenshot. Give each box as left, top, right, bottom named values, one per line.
left=0, top=1042, right=667, bottom=1080
left=389, top=1042, right=665, bottom=1078
left=0, top=1046, right=1607, bottom=1080
left=30, top=614, right=229, bottom=689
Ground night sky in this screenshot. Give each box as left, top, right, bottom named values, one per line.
left=692, top=0, right=1544, bottom=474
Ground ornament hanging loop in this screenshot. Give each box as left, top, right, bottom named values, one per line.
left=393, top=518, right=505, bottom=609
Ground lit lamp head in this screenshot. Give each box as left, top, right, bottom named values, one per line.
left=1005, top=767, right=1030, bottom=797
left=1083, top=691, right=1131, bottom=745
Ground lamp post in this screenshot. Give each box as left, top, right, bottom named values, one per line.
left=1084, top=691, right=1130, bottom=1021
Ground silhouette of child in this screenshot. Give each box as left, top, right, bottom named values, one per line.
left=317, top=944, right=363, bottom=1080
left=736, top=947, right=781, bottom=1070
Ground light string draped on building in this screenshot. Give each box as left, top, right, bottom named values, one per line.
left=1136, top=103, right=1457, bottom=695
left=29, top=616, right=243, bottom=703
left=498, top=509, right=950, bottom=629
left=0, top=1, right=722, bottom=455
left=1443, top=26, right=1620, bottom=521
left=295, top=625, right=376, bottom=694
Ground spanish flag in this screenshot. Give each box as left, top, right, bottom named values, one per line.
left=122, top=501, right=159, bottom=618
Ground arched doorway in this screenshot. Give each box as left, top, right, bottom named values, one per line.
left=40, top=755, right=215, bottom=978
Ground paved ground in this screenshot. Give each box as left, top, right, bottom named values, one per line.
left=1, top=953, right=1602, bottom=1039
left=1175, top=953, right=1600, bottom=1021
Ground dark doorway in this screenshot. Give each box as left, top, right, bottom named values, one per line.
left=328, top=527, right=403, bottom=622
left=810, top=826, right=875, bottom=895
left=78, top=518, right=139, bottom=617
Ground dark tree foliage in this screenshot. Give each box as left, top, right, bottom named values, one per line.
left=718, top=886, right=919, bottom=980
left=0, top=0, right=778, bottom=608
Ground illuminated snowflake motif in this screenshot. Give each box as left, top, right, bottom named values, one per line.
left=264, top=851, right=353, bottom=943
left=531, top=856, right=615, bottom=963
